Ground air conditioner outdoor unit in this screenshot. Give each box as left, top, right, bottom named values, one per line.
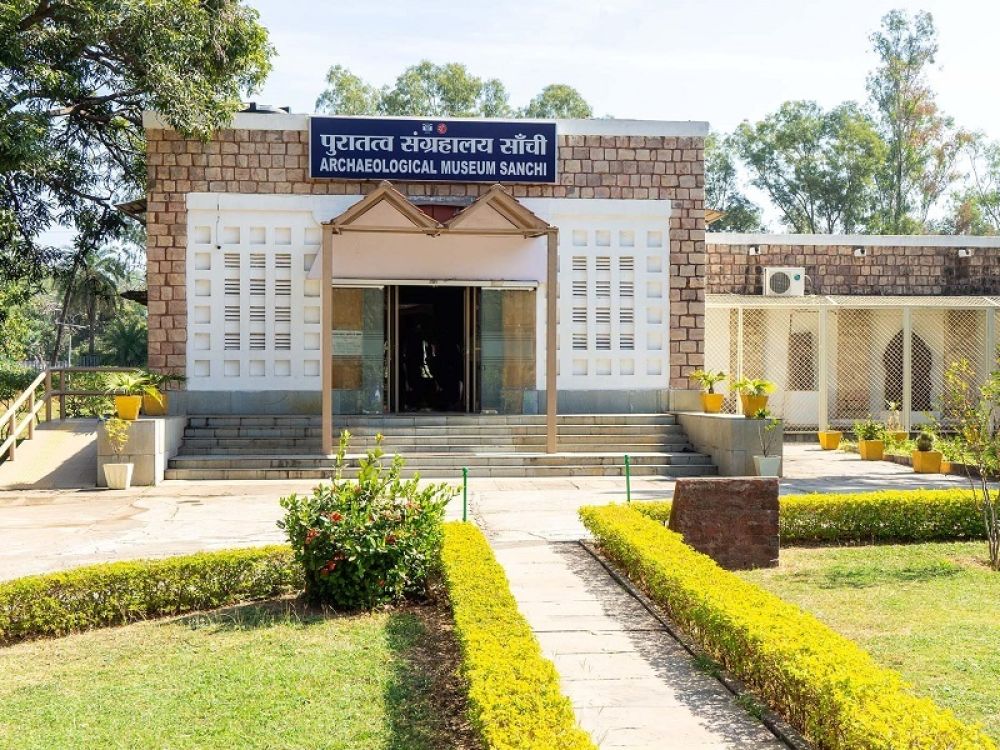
left=764, top=267, right=805, bottom=297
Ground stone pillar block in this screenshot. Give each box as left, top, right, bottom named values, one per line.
left=668, top=477, right=779, bottom=569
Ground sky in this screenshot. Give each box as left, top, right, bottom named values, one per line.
left=248, top=0, right=1000, bottom=138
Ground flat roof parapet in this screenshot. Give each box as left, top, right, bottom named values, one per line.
left=711, top=233, right=1000, bottom=249
left=141, top=110, right=709, bottom=138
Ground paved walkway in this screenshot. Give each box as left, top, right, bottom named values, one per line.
left=0, top=419, right=99, bottom=490
left=0, top=439, right=970, bottom=747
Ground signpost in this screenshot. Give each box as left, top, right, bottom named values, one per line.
left=309, top=116, right=558, bottom=184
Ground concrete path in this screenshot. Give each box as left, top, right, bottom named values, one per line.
left=0, top=419, right=99, bottom=490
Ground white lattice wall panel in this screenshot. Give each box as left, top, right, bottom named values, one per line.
left=186, top=207, right=324, bottom=390
left=523, top=199, right=670, bottom=391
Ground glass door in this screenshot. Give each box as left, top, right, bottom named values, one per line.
left=478, top=289, right=536, bottom=414
left=331, top=286, right=386, bottom=414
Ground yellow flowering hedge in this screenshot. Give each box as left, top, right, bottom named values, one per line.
left=579, top=504, right=995, bottom=750
left=631, top=488, right=984, bottom=544
left=440, top=522, right=595, bottom=750
left=0, top=546, right=300, bottom=645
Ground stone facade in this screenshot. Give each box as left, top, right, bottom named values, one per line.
left=707, top=238, right=1000, bottom=295
left=145, top=118, right=707, bottom=389
left=667, top=477, right=779, bottom=569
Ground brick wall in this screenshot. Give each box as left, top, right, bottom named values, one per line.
left=707, top=239, right=1000, bottom=295
left=146, top=124, right=707, bottom=388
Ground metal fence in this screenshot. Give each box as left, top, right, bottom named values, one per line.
left=705, top=295, right=999, bottom=432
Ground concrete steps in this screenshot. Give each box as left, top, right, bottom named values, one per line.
left=166, top=413, right=717, bottom=480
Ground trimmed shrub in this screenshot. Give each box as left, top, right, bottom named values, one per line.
left=440, top=522, right=595, bottom=750
left=632, top=488, right=985, bottom=544
left=279, top=432, right=455, bottom=609
left=0, top=546, right=300, bottom=645
left=580, top=504, right=995, bottom=750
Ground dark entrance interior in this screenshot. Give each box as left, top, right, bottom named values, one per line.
left=398, top=286, right=467, bottom=412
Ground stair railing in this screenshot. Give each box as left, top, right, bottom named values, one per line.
left=0, top=366, right=141, bottom=462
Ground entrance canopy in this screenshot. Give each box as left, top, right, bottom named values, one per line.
left=315, top=182, right=553, bottom=284
left=318, top=182, right=559, bottom=455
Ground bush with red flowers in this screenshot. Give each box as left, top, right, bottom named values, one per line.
left=278, top=430, right=455, bottom=609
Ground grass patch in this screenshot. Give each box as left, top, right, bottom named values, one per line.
left=740, top=542, right=1000, bottom=742
left=0, top=598, right=480, bottom=750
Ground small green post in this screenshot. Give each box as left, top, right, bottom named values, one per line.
left=625, top=454, right=631, bottom=503
left=462, top=466, right=468, bottom=522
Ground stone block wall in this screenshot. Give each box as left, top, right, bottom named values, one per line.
left=707, top=238, right=1000, bottom=295
left=145, top=121, right=707, bottom=388
left=667, top=477, right=779, bottom=569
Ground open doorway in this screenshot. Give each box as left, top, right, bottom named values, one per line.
left=397, top=286, right=467, bottom=412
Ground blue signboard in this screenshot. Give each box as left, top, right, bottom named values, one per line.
left=309, top=116, right=557, bottom=184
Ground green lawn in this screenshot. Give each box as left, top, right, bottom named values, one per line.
left=0, top=600, right=479, bottom=750
left=740, top=542, right=1000, bottom=741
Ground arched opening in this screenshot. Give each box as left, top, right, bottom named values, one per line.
left=883, top=330, right=932, bottom=411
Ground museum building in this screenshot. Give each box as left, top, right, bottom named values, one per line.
left=144, top=109, right=709, bottom=454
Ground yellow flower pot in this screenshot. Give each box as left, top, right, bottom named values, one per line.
left=887, top=430, right=907, bottom=443
left=740, top=394, right=769, bottom=417
left=142, top=392, right=168, bottom=417
left=818, top=431, right=842, bottom=450
left=940, top=460, right=953, bottom=474
left=912, top=450, right=943, bottom=474
left=114, top=395, right=142, bottom=421
left=700, top=393, right=725, bottom=413
left=858, top=439, right=884, bottom=461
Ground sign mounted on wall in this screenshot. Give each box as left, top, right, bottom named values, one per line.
left=309, top=116, right=558, bottom=184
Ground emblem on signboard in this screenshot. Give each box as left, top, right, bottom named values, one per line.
left=421, top=123, right=434, bottom=133
left=436, top=123, right=448, bottom=134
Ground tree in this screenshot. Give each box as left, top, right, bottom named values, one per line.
left=704, top=132, right=764, bottom=232
left=733, top=101, right=883, bottom=233
left=1, top=0, right=273, bottom=292
left=521, top=84, right=593, bottom=119
left=867, top=10, right=967, bottom=232
left=315, top=61, right=592, bottom=120
left=945, top=137, right=1000, bottom=235
left=100, top=308, right=147, bottom=367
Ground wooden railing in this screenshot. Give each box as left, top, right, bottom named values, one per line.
left=0, top=367, right=140, bottom=463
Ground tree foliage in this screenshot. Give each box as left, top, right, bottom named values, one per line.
left=945, top=137, right=1000, bottom=235
left=1, top=0, right=273, bottom=289
left=704, top=132, right=763, bottom=232
left=866, top=10, right=968, bottom=233
left=315, top=61, right=592, bottom=120
left=734, top=101, right=883, bottom=233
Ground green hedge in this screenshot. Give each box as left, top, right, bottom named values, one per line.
left=0, top=546, right=301, bottom=645
left=632, top=488, right=985, bottom=544
left=580, top=504, right=995, bottom=750
left=440, top=522, right=595, bottom=750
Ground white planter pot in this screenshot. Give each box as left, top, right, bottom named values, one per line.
left=753, top=455, right=781, bottom=477
left=104, top=462, right=134, bottom=490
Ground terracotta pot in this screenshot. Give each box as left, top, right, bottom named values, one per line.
left=700, top=393, right=725, bottom=414
left=912, top=450, right=943, bottom=474
left=818, top=431, right=842, bottom=450
left=887, top=430, right=908, bottom=443
left=142, top=392, right=168, bottom=416
left=104, top=462, right=134, bottom=490
left=754, top=455, right=781, bottom=477
left=858, top=439, right=885, bottom=461
left=114, top=395, right=142, bottom=421
left=740, top=394, right=769, bottom=417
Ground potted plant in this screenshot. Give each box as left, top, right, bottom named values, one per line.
left=751, top=408, right=782, bottom=476
left=912, top=430, right=943, bottom=473
left=102, top=417, right=134, bottom=489
left=853, top=415, right=886, bottom=461
left=817, top=425, right=842, bottom=450
left=731, top=377, right=776, bottom=417
left=106, top=371, right=158, bottom=420
left=141, top=371, right=185, bottom=416
left=689, top=369, right=726, bottom=413
left=885, top=400, right=907, bottom=443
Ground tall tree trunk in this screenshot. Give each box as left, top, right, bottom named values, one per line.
left=50, top=253, right=83, bottom=365
left=87, top=294, right=97, bottom=356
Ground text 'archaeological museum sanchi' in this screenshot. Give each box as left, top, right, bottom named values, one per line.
left=140, top=106, right=999, bottom=478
